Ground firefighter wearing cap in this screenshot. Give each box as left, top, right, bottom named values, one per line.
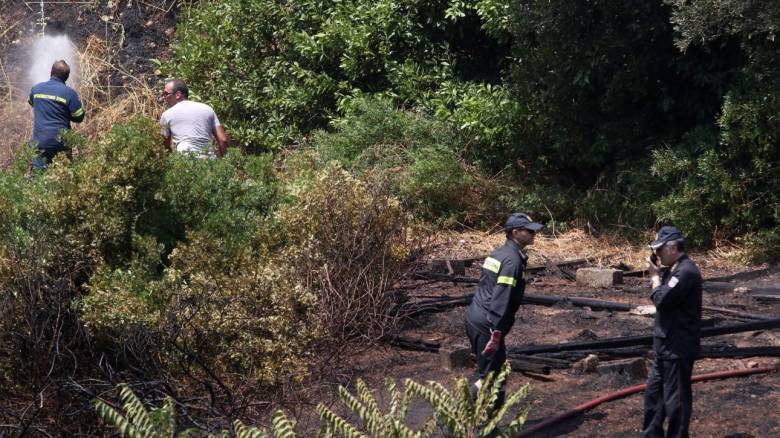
left=28, top=60, right=85, bottom=170
left=465, top=213, right=543, bottom=402
left=642, top=226, right=702, bottom=438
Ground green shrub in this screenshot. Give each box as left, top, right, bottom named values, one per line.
left=155, top=229, right=318, bottom=384
left=167, top=0, right=510, bottom=152
left=155, top=149, right=279, bottom=253
left=313, top=97, right=504, bottom=224
left=278, top=162, right=409, bottom=342
left=0, top=118, right=166, bottom=386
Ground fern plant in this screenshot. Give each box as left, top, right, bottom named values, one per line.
left=94, top=383, right=194, bottom=437
left=316, top=378, right=436, bottom=438
left=94, top=384, right=300, bottom=438
left=97, top=366, right=530, bottom=438
left=404, top=362, right=529, bottom=438
left=316, top=362, right=529, bottom=438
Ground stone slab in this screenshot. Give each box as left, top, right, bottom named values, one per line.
left=576, top=267, right=624, bottom=288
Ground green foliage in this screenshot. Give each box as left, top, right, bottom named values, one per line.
left=156, top=149, right=278, bottom=253
left=278, top=162, right=409, bottom=341
left=316, top=378, right=434, bottom=438
left=650, top=2, right=780, bottom=257
left=98, top=367, right=529, bottom=437
left=508, top=0, right=728, bottom=181
left=313, top=97, right=504, bottom=224
left=317, top=362, right=528, bottom=437
left=94, top=384, right=193, bottom=437
left=95, top=384, right=298, bottom=437
left=405, top=362, right=528, bottom=438
left=167, top=0, right=511, bottom=152
left=4, top=115, right=406, bottom=393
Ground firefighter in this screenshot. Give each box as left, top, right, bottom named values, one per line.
left=28, top=60, right=85, bottom=170
left=642, top=226, right=703, bottom=438
left=465, top=213, right=543, bottom=402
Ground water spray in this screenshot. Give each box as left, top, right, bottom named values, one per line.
left=22, top=1, right=81, bottom=88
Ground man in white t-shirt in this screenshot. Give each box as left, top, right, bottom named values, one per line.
left=159, top=79, right=230, bottom=158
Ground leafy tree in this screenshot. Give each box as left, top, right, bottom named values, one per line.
left=652, top=1, right=780, bottom=256
left=167, top=0, right=513, bottom=154
left=508, top=0, right=733, bottom=181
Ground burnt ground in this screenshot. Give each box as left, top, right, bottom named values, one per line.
left=0, top=0, right=177, bottom=85
left=334, top=263, right=780, bottom=437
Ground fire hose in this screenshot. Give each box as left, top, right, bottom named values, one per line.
left=516, top=365, right=779, bottom=437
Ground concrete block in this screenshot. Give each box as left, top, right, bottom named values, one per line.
left=439, top=346, right=473, bottom=370
left=596, top=358, right=648, bottom=381
left=576, top=268, right=624, bottom=288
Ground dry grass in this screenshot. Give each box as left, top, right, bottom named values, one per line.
left=0, top=33, right=162, bottom=167
left=75, top=35, right=162, bottom=142
left=422, top=227, right=752, bottom=276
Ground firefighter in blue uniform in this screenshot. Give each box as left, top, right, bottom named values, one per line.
left=28, top=60, right=85, bottom=170
left=465, top=213, right=543, bottom=403
left=642, top=226, right=703, bottom=438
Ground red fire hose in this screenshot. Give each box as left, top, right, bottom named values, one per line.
left=516, top=365, right=779, bottom=437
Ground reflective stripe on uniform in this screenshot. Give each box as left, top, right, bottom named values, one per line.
left=497, top=276, right=517, bottom=286
left=483, top=257, right=501, bottom=273
left=71, top=107, right=85, bottom=117
left=33, top=93, right=67, bottom=104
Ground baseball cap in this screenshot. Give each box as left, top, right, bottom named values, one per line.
left=649, top=225, right=683, bottom=250
left=505, top=213, right=544, bottom=232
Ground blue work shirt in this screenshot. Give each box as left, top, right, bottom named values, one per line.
left=28, top=77, right=85, bottom=150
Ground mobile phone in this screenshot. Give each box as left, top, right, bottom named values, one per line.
left=650, top=253, right=658, bottom=265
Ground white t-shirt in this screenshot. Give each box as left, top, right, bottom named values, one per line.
left=159, top=100, right=221, bottom=158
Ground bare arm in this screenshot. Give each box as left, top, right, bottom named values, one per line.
left=213, top=125, right=230, bottom=157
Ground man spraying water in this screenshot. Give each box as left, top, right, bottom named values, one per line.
left=28, top=60, right=85, bottom=170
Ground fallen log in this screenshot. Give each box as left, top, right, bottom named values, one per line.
left=508, top=358, right=551, bottom=375
left=508, top=354, right=572, bottom=369
left=510, top=318, right=780, bottom=355
left=538, top=344, right=780, bottom=362
left=706, top=267, right=773, bottom=283
left=751, top=288, right=780, bottom=301
left=389, top=336, right=439, bottom=352
left=702, top=305, right=775, bottom=321
left=526, top=258, right=589, bottom=273
left=623, top=269, right=648, bottom=278
left=411, top=272, right=479, bottom=283
left=397, top=292, right=640, bottom=318
left=389, top=336, right=556, bottom=374
left=753, top=294, right=780, bottom=302
left=522, top=294, right=635, bottom=312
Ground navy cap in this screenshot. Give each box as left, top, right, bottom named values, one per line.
left=649, top=226, right=683, bottom=250
left=505, top=213, right=544, bottom=232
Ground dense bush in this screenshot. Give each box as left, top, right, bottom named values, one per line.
left=313, top=97, right=504, bottom=224
left=167, top=0, right=513, bottom=153
left=649, top=1, right=780, bottom=257
left=278, top=161, right=409, bottom=341
left=1, top=115, right=413, bottom=430
left=164, top=0, right=780, bottom=256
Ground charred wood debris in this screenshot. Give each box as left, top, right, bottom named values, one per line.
left=390, top=257, right=780, bottom=375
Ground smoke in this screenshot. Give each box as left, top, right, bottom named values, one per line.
left=27, top=34, right=79, bottom=88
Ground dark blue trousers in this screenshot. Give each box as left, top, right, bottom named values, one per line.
left=642, top=357, right=695, bottom=438
left=31, top=147, right=60, bottom=171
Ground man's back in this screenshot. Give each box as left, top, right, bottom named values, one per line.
left=159, top=100, right=221, bottom=158
left=29, top=78, right=84, bottom=149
